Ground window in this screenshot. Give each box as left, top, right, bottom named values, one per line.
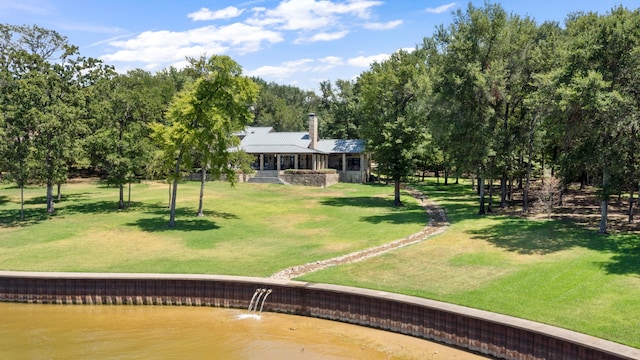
left=347, top=157, right=360, bottom=171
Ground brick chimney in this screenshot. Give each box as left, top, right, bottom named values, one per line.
left=308, top=113, right=318, bottom=149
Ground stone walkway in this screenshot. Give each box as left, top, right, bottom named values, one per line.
left=270, top=186, right=449, bottom=280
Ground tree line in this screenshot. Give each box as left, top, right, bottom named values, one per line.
left=2, top=2, right=639, bottom=233
left=331, top=3, right=640, bottom=234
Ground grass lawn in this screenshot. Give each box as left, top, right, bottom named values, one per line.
left=0, top=180, right=426, bottom=276
left=1, top=178, right=639, bottom=348
left=299, top=181, right=640, bottom=348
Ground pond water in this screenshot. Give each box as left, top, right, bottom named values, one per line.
left=0, top=302, right=489, bottom=359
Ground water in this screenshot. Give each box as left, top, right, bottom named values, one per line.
left=0, top=302, right=489, bottom=359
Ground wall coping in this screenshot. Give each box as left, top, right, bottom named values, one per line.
left=1, top=271, right=638, bottom=359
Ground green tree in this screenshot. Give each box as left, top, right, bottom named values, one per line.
left=318, top=79, right=361, bottom=139
left=431, top=2, right=510, bottom=214
left=87, top=69, right=167, bottom=209
left=251, top=78, right=319, bottom=131
left=552, top=7, right=640, bottom=233
left=358, top=49, right=430, bottom=206
left=0, top=24, right=97, bottom=215
left=151, top=55, right=258, bottom=226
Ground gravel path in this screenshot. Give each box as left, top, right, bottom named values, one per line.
left=269, top=187, right=449, bottom=280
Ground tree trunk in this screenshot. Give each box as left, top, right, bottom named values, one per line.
left=46, top=181, right=55, bottom=214
left=629, top=187, right=635, bottom=223
left=393, top=180, right=402, bottom=207
left=128, top=182, right=132, bottom=208
left=169, top=154, right=183, bottom=228
left=444, top=168, right=449, bottom=185
left=488, top=172, right=493, bottom=213
left=478, top=171, right=486, bottom=215
left=20, top=186, right=25, bottom=221
left=599, top=166, right=610, bottom=234
left=523, top=133, right=533, bottom=214
left=118, top=184, right=125, bottom=210
left=57, top=183, right=61, bottom=201
left=500, top=171, right=507, bottom=208
left=168, top=183, right=172, bottom=209
left=197, top=166, right=206, bottom=217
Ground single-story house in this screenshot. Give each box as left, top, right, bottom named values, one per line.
left=234, top=114, right=370, bottom=183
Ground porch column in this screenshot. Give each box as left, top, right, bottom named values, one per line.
left=342, top=153, right=347, bottom=172
left=276, top=154, right=281, bottom=171
left=294, top=154, right=299, bottom=169
left=259, top=154, right=264, bottom=170
left=312, top=154, right=317, bottom=170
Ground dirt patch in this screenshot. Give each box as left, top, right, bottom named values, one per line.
left=495, top=185, right=640, bottom=234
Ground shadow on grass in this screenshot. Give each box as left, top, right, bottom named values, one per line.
left=60, top=201, right=144, bottom=215
left=320, top=196, right=395, bottom=208
left=412, top=180, right=640, bottom=276
left=23, top=192, right=92, bottom=205
left=321, top=194, right=427, bottom=225
left=125, top=207, right=233, bottom=233
left=0, top=208, right=51, bottom=228
left=468, top=218, right=601, bottom=255
left=129, top=216, right=220, bottom=232
left=599, top=235, right=640, bottom=276
left=0, top=195, right=9, bottom=206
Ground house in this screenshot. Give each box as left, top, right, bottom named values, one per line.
left=235, top=114, right=370, bottom=183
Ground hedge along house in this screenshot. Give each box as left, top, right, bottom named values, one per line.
left=235, top=114, right=370, bottom=183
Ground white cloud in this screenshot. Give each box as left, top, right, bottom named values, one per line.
left=319, top=56, right=344, bottom=65
left=363, top=19, right=403, bottom=30
left=347, top=53, right=390, bottom=67
left=188, top=6, right=245, bottom=21
left=425, top=3, right=456, bottom=14
left=247, top=58, right=314, bottom=79
left=101, top=24, right=283, bottom=63
left=247, top=0, right=383, bottom=31
left=294, top=30, right=349, bottom=44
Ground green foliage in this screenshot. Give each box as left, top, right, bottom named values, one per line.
left=150, top=55, right=258, bottom=226
left=250, top=77, right=319, bottom=131
left=318, top=79, right=361, bottom=139
left=358, top=49, right=430, bottom=205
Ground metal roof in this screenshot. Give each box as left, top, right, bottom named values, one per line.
left=235, top=126, right=365, bottom=155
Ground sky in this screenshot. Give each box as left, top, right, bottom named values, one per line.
left=2, top=0, right=640, bottom=92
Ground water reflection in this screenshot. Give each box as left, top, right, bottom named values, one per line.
left=0, top=302, right=488, bottom=359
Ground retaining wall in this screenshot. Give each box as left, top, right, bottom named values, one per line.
left=0, top=271, right=638, bottom=360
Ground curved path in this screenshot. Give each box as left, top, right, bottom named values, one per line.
left=270, top=186, right=449, bottom=280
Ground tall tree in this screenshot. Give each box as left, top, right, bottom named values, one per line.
left=251, top=78, right=319, bottom=132
left=151, top=55, right=258, bottom=226
left=358, top=49, right=430, bottom=206
left=0, top=24, right=97, bottom=214
left=431, top=2, right=510, bottom=214
left=318, top=79, right=361, bottom=139
left=553, top=7, right=640, bottom=233
left=87, top=69, right=167, bottom=209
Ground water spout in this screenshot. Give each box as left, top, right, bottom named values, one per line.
left=248, top=288, right=263, bottom=311
left=247, top=288, right=272, bottom=312
left=259, top=289, right=272, bottom=313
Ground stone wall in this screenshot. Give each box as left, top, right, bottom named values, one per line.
left=280, top=173, right=339, bottom=187
left=0, top=271, right=638, bottom=360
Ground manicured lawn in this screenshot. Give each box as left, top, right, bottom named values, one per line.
left=1, top=178, right=639, bottom=348
left=300, top=181, right=640, bottom=348
left=0, top=180, right=425, bottom=276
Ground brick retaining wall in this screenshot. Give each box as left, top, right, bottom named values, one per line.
left=0, top=271, right=638, bottom=360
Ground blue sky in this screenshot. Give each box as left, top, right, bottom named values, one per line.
left=2, top=0, right=639, bottom=91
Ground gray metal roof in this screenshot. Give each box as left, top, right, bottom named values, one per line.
left=235, top=126, right=365, bottom=155
left=317, top=139, right=366, bottom=154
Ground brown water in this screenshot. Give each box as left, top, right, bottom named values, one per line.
left=0, top=302, right=489, bottom=359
